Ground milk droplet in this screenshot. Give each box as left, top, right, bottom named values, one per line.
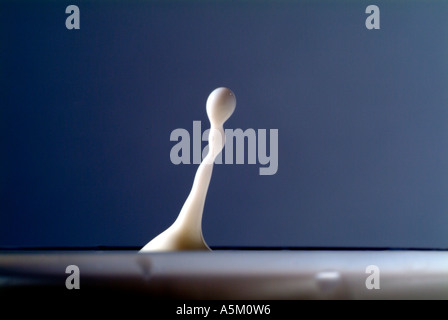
left=140, top=87, right=236, bottom=252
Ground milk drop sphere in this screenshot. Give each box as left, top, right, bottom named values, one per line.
left=206, top=87, right=236, bottom=127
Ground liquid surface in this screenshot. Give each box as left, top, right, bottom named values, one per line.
left=140, top=88, right=236, bottom=252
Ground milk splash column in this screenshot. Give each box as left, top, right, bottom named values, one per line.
left=140, top=88, right=236, bottom=251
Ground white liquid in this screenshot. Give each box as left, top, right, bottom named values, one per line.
left=140, top=87, right=236, bottom=252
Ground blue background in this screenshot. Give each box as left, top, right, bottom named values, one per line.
left=1, top=0, right=448, bottom=248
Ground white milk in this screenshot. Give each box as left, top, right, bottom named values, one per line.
left=140, top=87, right=236, bottom=251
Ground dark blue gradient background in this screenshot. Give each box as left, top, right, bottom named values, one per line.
left=1, top=1, right=448, bottom=248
